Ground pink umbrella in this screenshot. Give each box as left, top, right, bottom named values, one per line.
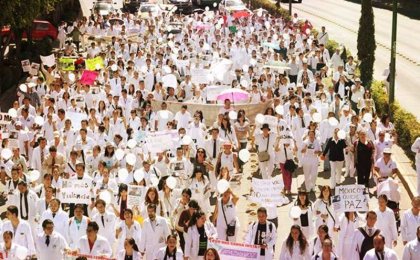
left=216, top=88, right=249, bottom=103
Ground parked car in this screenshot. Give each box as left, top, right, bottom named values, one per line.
left=138, top=3, right=162, bottom=18
left=169, top=0, right=193, bottom=14
left=220, top=0, right=249, bottom=13
left=92, top=1, right=117, bottom=16
left=1, top=20, right=58, bottom=43
left=123, top=0, right=148, bottom=13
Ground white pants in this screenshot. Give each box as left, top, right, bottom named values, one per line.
left=259, top=156, right=274, bottom=179
left=417, top=164, right=420, bottom=196
left=303, top=158, right=318, bottom=191
left=330, top=161, right=344, bottom=188
left=344, top=151, right=355, bottom=177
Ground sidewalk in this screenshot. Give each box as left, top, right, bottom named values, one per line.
left=393, top=145, right=418, bottom=198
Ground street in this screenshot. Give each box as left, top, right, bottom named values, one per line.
left=285, top=0, right=420, bottom=120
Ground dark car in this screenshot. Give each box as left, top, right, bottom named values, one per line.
left=169, top=0, right=193, bottom=14
left=123, top=0, right=148, bottom=13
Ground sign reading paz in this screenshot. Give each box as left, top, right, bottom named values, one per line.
left=250, top=175, right=286, bottom=206
left=333, top=184, right=368, bottom=212
left=61, top=179, right=91, bottom=204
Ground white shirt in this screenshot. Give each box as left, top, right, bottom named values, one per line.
left=401, top=209, right=420, bottom=242
left=138, top=216, right=170, bottom=259
left=363, top=247, right=398, bottom=260
left=35, top=231, right=68, bottom=260
left=403, top=238, right=420, bottom=260
left=2, top=220, right=36, bottom=255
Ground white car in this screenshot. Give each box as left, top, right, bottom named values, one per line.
left=220, top=0, right=248, bottom=13
left=138, top=3, right=161, bottom=18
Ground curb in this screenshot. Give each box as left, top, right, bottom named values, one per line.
left=393, top=145, right=417, bottom=199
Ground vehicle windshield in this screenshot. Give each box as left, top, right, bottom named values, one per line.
left=140, top=5, right=157, bottom=12
left=226, top=0, right=244, bottom=7
left=96, top=3, right=113, bottom=10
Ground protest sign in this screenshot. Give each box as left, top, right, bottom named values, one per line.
left=146, top=133, right=174, bottom=154
left=162, top=74, right=177, bottom=88
left=40, top=54, right=56, bottom=67
left=30, top=63, right=40, bottom=76
left=208, top=239, right=261, bottom=260
left=264, top=115, right=278, bottom=129
left=0, top=113, right=13, bottom=125
left=127, top=185, right=144, bottom=208
left=80, top=70, right=98, bottom=85
left=333, top=184, right=368, bottom=213
left=191, top=68, right=211, bottom=84
left=21, top=60, right=31, bottom=72
left=61, top=179, right=91, bottom=204
left=250, top=175, right=287, bottom=205
left=206, top=85, right=230, bottom=101
left=66, top=111, right=88, bottom=130
left=59, top=58, right=76, bottom=71
left=86, top=56, right=105, bottom=71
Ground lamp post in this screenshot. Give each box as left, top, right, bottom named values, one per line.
left=389, top=0, right=397, bottom=105
left=289, top=0, right=292, bottom=16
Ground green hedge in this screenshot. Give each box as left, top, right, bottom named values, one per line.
left=371, top=81, right=420, bottom=161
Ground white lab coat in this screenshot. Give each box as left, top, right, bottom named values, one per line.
left=77, top=235, right=112, bottom=257
left=336, top=213, right=361, bottom=259
left=0, top=243, right=28, bottom=260
left=374, top=207, right=398, bottom=248
left=2, top=220, right=36, bottom=255
left=280, top=240, right=311, bottom=260
left=402, top=238, right=420, bottom=260
left=139, top=216, right=171, bottom=260
left=400, top=209, right=420, bottom=243
left=116, top=249, right=142, bottom=260
left=153, top=247, right=183, bottom=259
left=352, top=226, right=380, bottom=259
left=363, top=247, right=398, bottom=260
left=67, top=216, right=90, bottom=249
left=34, top=231, right=68, bottom=260
left=311, top=252, right=338, bottom=260
left=39, top=209, right=69, bottom=239
left=116, top=221, right=142, bottom=253
left=30, top=146, right=49, bottom=172
left=8, top=190, right=39, bottom=235
left=184, top=221, right=217, bottom=259
left=91, top=211, right=117, bottom=245
left=244, top=221, right=277, bottom=260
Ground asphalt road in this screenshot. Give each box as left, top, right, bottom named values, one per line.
left=285, top=0, right=420, bottom=120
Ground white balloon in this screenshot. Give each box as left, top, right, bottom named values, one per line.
left=28, top=170, right=40, bottom=182
left=264, top=21, right=270, bottom=29
left=160, top=110, right=169, bottom=119
left=118, top=168, right=129, bottom=182
left=205, top=6, right=210, bottom=11
left=305, top=28, right=311, bottom=35
left=257, top=10, right=263, bottom=17
left=250, top=58, right=257, bottom=66
left=151, top=176, right=159, bottom=187
left=240, top=80, right=249, bottom=89
left=127, top=139, right=137, bottom=149
left=99, top=190, right=112, bottom=205
left=134, top=169, right=144, bottom=183
left=337, top=130, right=346, bottom=140
left=19, top=84, right=27, bottom=93
left=218, top=18, right=224, bottom=25
left=68, top=73, right=76, bottom=82
left=273, top=34, right=278, bottom=41
left=126, top=153, right=137, bottom=166
left=15, top=246, right=28, bottom=260
left=34, top=116, right=44, bottom=125
left=213, top=2, right=218, bottom=7
left=239, top=149, right=250, bottom=163
left=312, top=113, right=322, bottom=123
left=255, top=113, right=265, bottom=124
left=115, top=149, right=125, bottom=160
left=1, top=148, right=13, bottom=160
left=328, top=117, right=339, bottom=126
left=249, top=26, right=255, bottom=33
left=217, top=179, right=230, bottom=194
left=275, top=105, right=284, bottom=115
left=111, top=64, right=118, bottom=71
left=229, top=111, right=237, bottom=120
left=215, top=24, right=221, bottom=30
left=182, top=135, right=193, bottom=145
left=166, top=176, right=177, bottom=189
left=289, top=206, right=302, bottom=219
left=237, top=31, right=243, bottom=38
left=8, top=108, right=17, bottom=118
left=363, top=113, right=373, bottom=123
left=242, top=65, right=249, bottom=72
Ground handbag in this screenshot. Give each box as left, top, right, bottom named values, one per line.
left=221, top=201, right=236, bottom=238
left=258, top=135, right=270, bottom=162
left=284, top=145, right=297, bottom=172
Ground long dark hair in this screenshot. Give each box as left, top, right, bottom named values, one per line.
left=286, top=225, right=308, bottom=255
left=125, top=237, right=139, bottom=252
left=188, top=210, right=205, bottom=230
left=145, top=187, right=159, bottom=204
left=221, top=115, right=233, bottom=134
left=163, top=234, right=178, bottom=260
left=204, top=248, right=221, bottom=260
left=295, top=191, right=311, bottom=208
left=117, top=183, right=128, bottom=204
left=318, top=185, right=332, bottom=205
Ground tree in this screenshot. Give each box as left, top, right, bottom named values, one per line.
left=357, top=0, right=376, bottom=89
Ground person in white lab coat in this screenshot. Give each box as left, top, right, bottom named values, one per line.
left=374, top=194, right=398, bottom=248
left=402, top=225, right=420, bottom=260
left=279, top=224, right=311, bottom=260
left=0, top=231, right=29, bottom=260
left=75, top=221, right=112, bottom=258
left=91, top=199, right=117, bottom=246
left=35, top=219, right=69, bottom=260
left=154, top=234, right=184, bottom=259
left=2, top=206, right=36, bottom=257
left=244, top=207, right=277, bottom=260
left=336, top=211, right=362, bottom=259
left=67, top=204, right=91, bottom=249
left=352, top=211, right=380, bottom=260
left=363, top=234, right=398, bottom=260
left=139, top=203, right=171, bottom=260
left=401, top=196, right=420, bottom=245
left=184, top=210, right=218, bottom=260
left=411, top=137, right=420, bottom=196
left=117, top=237, right=142, bottom=260
left=39, top=198, right=69, bottom=239
left=311, top=238, right=338, bottom=260
left=116, top=208, right=142, bottom=253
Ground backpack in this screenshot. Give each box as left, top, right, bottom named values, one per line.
left=358, top=227, right=380, bottom=259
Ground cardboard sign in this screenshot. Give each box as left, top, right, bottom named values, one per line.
left=80, top=70, right=98, bottom=85
left=61, top=179, right=91, bottom=204
left=127, top=185, right=145, bottom=208
left=59, top=58, right=76, bottom=71
left=40, top=54, right=56, bottom=67
left=86, top=56, right=105, bottom=71
left=146, top=134, right=174, bottom=154
left=30, top=63, right=40, bottom=76
left=333, top=184, right=369, bottom=212
left=206, top=85, right=230, bottom=101
left=21, top=60, right=31, bottom=72
left=250, top=175, right=287, bottom=205
left=162, top=74, right=178, bottom=88
left=191, top=68, right=211, bottom=84
left=66, top=111, right=88, bottom=130
left=0, top=113, right=13, bottom=125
